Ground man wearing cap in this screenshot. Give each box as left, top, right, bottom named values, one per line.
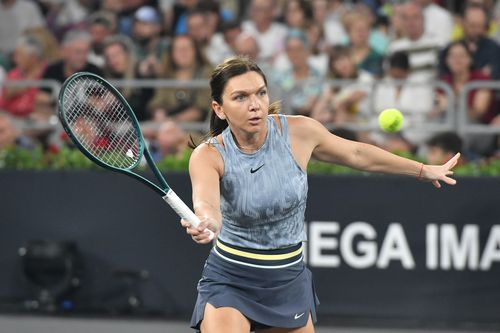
left=132, top=6, right=169, bottom=78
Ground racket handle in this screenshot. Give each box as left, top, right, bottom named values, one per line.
left=163, top=189, right=215, bottom=241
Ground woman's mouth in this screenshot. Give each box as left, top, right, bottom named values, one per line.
left=249, top=117, right=261, bottom=125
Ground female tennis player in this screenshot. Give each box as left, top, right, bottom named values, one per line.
left=181, top=56, right=459, bottom=333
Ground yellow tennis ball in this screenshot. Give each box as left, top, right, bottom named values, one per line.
left=378, top=108, right=404, bottom=133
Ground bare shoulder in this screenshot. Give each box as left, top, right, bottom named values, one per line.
left=189, top=139, right=224, bottom=176
left=285, top=115, right=328, bottom=143
left=286, top=114, right=323, bottom=130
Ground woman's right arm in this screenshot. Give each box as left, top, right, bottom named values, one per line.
left=470, top=88, right=492, bottom=121
left=181, top=143, right=223, bottom=244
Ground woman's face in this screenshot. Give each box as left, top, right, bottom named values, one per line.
left=104, top=43, right=128, bottom=74
left=285, top=0, right=306, bottom=28
left=13, top=45, right=38, bottom=71
left=446, top=44, right=471, bottom=74
left=332, top=55, right=355, bottom=78
left=306, top=24, right=322, bottom=48
left=172, top=36, right=196, bottom=69
left=286, top=37, right=308, bottom=68
left=214, top=71, right=269, bottom=135
left=348, top=20, right=370, bottom=47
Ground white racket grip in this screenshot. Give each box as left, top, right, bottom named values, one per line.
left=163, top=189, right=214, bottom=241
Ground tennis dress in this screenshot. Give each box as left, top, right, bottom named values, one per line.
left=190, top=114, right=319, bottom=331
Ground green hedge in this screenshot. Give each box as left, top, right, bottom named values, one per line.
left=1, top=146, right=500, bottom=176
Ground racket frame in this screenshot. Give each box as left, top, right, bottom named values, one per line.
left=58, top=71, right=170, bottom=196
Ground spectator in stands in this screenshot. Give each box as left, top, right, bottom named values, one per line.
left=147, top=35, right=212, bottom=123
left=272, top=21, right=326, bottom=75
left=438, top=41, right=497, bottom=157
left=132, top=6, right=168, bottom=78
left=43, top=0, right=97, bottom=40
left=374, top=51, right=434, bottom=120
left=0, top=36, right=47, bottom=118
left=214, top=20, right=242, bottom=63
left=311, top=45, right=374, bottom=125
left=171, top=0, right=200, bottom=34
left=24, top=27, right=61, bottom=64
left=373, top=51, right=435, bottom=152
left=199, top=0, right=224, bottom=35
left=441, top=3, right=500, bottom=80
left=389, top=3, right=406, bottom=42
left=343, top=10, right=384, bottom=77
left=103, top=35, right=154, bottom=122
left=304, top=21, right=328, bottom=76
left=0, top=111, right=35, bottom=149
left=35, top=30, right=103, bottom=122
left=0, top=0, right=45, bottom=64
left=221, top=20, right=242, bottom=56
left=271, top=29, right=323, bottom=117
left=438, top=41, right=496, bottom=123
left=387, top=1, right=442, bottom=80
left=186, top=5, right=230, bottom=66
left=310, top=0, right=347, bottom=46
left=426, top=132, right=463, bottom=165
left=87, top=11, right=117, bottom=69
left=451, top=0, right=499, bottom=42
left=283, top=0, right=313, bottom=30
left=242, top=0, right=288, bottom=67
left=233, top=33, right=260, bottom=63
left=0, top=112, right=18, bottom=149
left=415, top=0, right=453, bottom=45
left=343, top=4, right=390, bottom=56
left=186, top=8, right=210, bottom=49
left=109, top=0, right=152, bottom=37
left=150, top=120, right=189, bottom=162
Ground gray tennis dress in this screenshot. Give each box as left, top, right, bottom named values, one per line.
left=190, top=114, right=319, bottom=331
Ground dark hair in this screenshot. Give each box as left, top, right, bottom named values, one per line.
left=206, top=56, right=279, bottom=139
left=285, top=0, right=313, bottom=23
left=389, top=51, right=410, bottom=71
left=442, top=40, right=473, bottom=73
left=445, top=40, right=473, bottom=58
left=88, top=10, right=116, bottom=31
left=197, top=0, right=221, bottom=15
left=163, top=34, right=208, bottom=75
left=221, top=20, right=242, bottom=33
left=462, top=3, right=489, bottom=21
left=103, top=34, right=134, bottom=53
left=327, top=45, right=354, bottom=79
left=427, top=132, right=463, bottom=154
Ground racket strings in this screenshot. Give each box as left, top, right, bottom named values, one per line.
left=63, top=77, right=141, bottom=169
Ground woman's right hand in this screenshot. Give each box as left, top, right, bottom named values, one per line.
left=180, top=217, right=219, bottom=244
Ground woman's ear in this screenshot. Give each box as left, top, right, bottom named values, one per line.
left=212, top=100, right=226, bottom=120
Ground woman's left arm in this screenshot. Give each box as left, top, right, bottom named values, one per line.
left=292, top=116, right=459, bottom=188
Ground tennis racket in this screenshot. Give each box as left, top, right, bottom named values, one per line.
left=58, top=72, right=214, bottom=239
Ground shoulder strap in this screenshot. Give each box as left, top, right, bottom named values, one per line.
left=277, top=114, right=289, bottom=139
left=208, top=135, right=225, bottom=156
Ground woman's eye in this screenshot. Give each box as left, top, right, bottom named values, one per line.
left=259, top=90, right=267, bottom=96
left=235, top=95, right=245, bottom=101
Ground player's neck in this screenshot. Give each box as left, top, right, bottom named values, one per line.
left=231, top=124, right=268, bottom=153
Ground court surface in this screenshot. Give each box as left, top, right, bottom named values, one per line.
left=0, top=314, right=496, bottom=333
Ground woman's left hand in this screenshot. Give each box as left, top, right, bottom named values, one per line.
left=420, top=153, right=460, bottom=188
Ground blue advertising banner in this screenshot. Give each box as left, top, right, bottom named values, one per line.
left=0, top=172, right=498, bottom=328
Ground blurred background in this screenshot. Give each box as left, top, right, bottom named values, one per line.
left=1, top=0, right=500, bottom=332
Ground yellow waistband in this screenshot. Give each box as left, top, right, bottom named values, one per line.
left=215, top=240, right=303, bottom=261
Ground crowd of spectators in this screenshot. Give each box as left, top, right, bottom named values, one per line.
left=1, top=0, right=500, bottom=163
